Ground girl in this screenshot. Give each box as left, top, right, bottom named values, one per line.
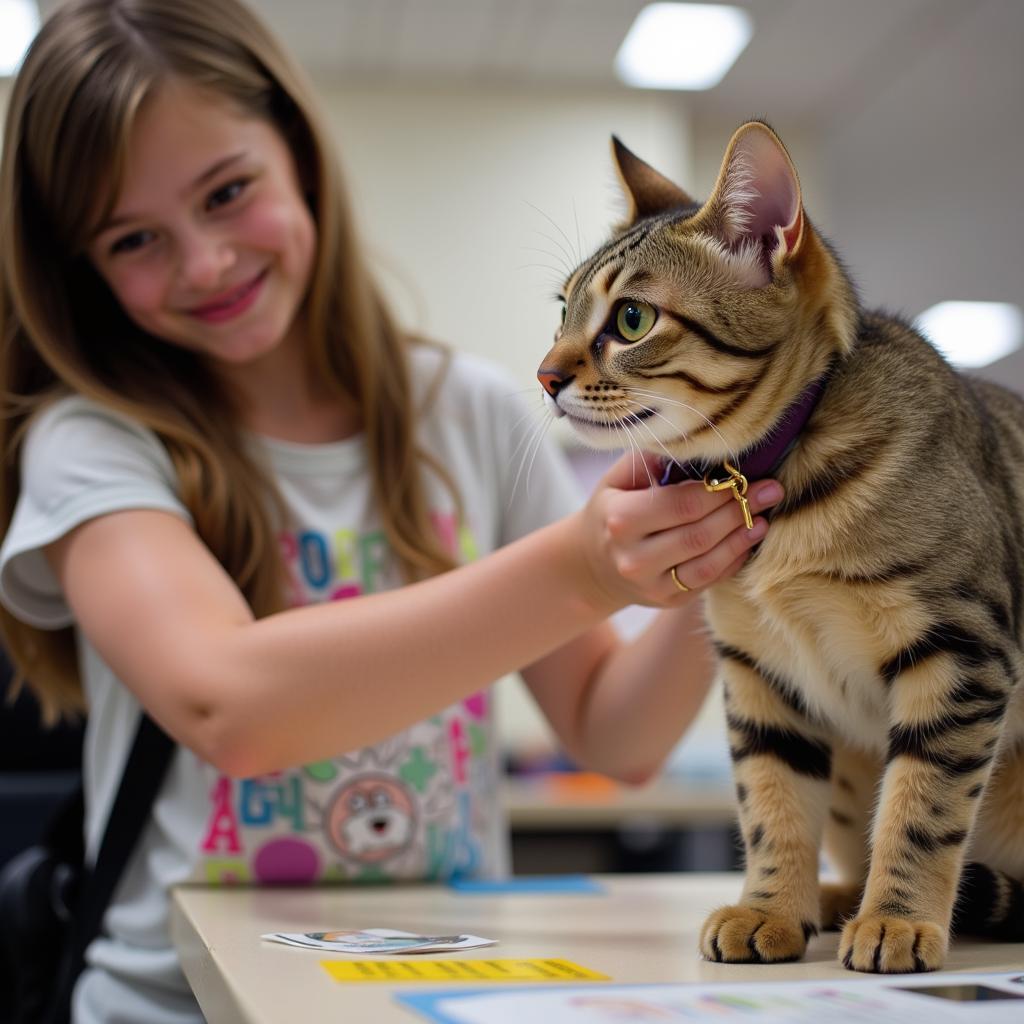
left=0, top=1, right=781, bottom=1020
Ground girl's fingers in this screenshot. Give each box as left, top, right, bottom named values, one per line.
left=648, top=482, right=774, bottom=565
left=746, top=480, right=784, bottom=517
left=610, top=480, right=732, bottom=540
left=593, top=464, right=783, bottom=605
left=612, top=476, right=784, bottom=541
left=667, top=517, right=767, bottom=597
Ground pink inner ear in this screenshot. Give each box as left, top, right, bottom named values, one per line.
left=731, top=130, right=800, bottom=247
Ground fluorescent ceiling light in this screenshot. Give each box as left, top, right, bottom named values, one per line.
left=0, top=0, right=39, bottom=77
left=915, top=301, right=1024, bottom=369
left=615, top=3, right=753, bottom=90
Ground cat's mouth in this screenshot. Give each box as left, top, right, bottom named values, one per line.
left=543, top=390, right=660, bottom=438
left=562, top=408, right=656, bottom=431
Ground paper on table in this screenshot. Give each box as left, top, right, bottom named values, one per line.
left=261, top=928, right=496, bottom=954
left=323, top=958, right=609, bottom=983
left=398, top=971, right=1024, bottom=1023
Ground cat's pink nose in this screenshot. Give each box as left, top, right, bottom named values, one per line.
left=538, top=368, right=573, bottom=397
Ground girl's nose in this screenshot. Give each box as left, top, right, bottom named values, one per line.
left=179, top=229, right=236, bottom=291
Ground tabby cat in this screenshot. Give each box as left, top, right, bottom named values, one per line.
left=538, top=121, right=1024, bottom=973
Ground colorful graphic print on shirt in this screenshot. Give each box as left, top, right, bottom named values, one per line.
left=196, top=513, right=499, bottom=884
left=279, top=511, right=478, bottom=605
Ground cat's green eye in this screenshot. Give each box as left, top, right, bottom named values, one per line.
left=560, top=303, right=567, bottom=325
left=615, top=300, right=656, bottom=342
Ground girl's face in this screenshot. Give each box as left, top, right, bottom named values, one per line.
left=88, top=80, right=316, bottom=368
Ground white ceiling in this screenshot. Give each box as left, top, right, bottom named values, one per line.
left=34, top=0, right=1002, bottom=126
left=237, top=0, right=969, bottom=125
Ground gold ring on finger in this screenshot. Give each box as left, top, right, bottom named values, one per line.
left=670, top=565, right=690, bottom=593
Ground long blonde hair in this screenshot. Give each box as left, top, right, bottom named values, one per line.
left=0, top=0, right=459, bottom=721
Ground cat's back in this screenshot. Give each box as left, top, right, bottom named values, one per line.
left=850, top=310, right=1024, bottom=532
left=743, top=306, right=1024, bottom=656
left=844, top=308, right=1024, bottom=441
left=777, top=308, right=1024, bottom=550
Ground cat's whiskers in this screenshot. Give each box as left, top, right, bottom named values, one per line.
left=615, top=390, right=722, bottom=476
left=517, top=269, right=570, bottom=298
left=524, top=199, right=581, bottom=268
left=504, top=398, right=551, bottom=465
left=518, top=246, right=573, bottom=278
left=536, top=234, right=576, bottom=276
left=509, top=419, right=545, bottom=504
left=502, top=385, right=549, bottom=405
left=651, top=405, right=741, bottom=473
left=572, top=199, right=584, bottom=269
left=510, top=410, right=557, bottom=502
left=524, top=416, right=557, bottom=497
left=623, top=404, right=713, bottom=485
left=616, top=419, right=656, bottom=491
left=643, top=413, right=710, bottom=478
left=622, top=386, right=737, bottom=460
left=626, top=408, right=687, bottom=474
left=564, top=391, right=682, bottom=484
left=507, top=396, right=554, bottom=472
left=619, top=386, right=693, bottom=411
left=516, top=261, right=568, bottom=279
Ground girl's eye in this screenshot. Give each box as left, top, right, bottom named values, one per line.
left=615, top=300, right=657, bottom=342
left=207, top=178, right=248, bottom=211
left=110, top=229, right=154, bottom=255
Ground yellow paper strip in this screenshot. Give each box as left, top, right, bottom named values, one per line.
left=321, top=957, right=609, bottom=983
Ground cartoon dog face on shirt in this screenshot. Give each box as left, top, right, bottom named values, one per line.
left=326, top=774, right=417, bottom=864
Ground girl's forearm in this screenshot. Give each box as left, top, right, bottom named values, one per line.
left=198, top=512, right=618, bottom=775
left=570, top=600, right=717, bottom=782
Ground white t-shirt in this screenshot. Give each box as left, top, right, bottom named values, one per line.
left=0, top=347, right=582, bottom=1024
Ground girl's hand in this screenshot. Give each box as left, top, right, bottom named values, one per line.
left=576, top=451, right=784, bottom=612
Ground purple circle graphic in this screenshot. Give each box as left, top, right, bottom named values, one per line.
left=253, top=838, right=321, bottom=883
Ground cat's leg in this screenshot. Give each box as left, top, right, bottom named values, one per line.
left=839, top=644, right=1014, bottom=973
left=699, top=645, right=832, bottom=964
left=820, top=744, right=879, bottom=930
left=953, top=724, right=1024, bottom=940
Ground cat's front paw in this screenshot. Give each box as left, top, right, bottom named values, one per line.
left=700, top=905, right=811, bottom=964
left=820, top=882, right=862, bottom=931
left=839, top=916, right=946, bottom=973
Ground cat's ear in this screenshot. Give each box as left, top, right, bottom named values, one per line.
left=612, top=136, right=695, bottom=224
left=706, top=121, right=805, bottom=272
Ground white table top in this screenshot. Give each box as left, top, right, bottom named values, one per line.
left=170, top=873, right=1024, bottom=1023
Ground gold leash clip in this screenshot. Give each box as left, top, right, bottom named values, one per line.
left=704, top=460, right=754, bottom=530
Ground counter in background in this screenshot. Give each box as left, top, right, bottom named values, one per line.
left=502, top=772, right=741, bottom=874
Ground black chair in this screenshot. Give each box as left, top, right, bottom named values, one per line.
left=0, top=651, right=83, bottom=870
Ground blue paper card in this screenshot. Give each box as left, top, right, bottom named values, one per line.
left=398, top=987, right=501, bottom=1024
left=448, top=874, right=603, bottom=894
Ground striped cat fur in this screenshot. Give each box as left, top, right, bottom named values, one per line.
left=538, top=121, right=1024, bottom=972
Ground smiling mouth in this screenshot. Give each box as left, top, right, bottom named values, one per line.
left=188, top=270, right=268, bottom=320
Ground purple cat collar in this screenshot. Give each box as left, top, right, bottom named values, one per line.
left=659, top=370, right=830, bottom=487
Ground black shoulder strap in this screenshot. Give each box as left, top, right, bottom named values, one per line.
left=48, top=714, right=176, bottom=1024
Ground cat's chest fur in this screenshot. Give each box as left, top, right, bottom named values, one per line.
left=706, top=563, right=912, bottom=749
left=701, top=323, right=1024, bottom=752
